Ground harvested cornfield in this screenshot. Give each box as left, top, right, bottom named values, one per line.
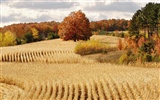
left=0, top=36, right=159, bottom=100
left=1, top=63, right=159, bottom=100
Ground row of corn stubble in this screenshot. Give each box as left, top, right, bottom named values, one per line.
left=0, top=50, right=75, bottom=63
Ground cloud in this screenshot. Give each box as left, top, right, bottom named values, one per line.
left=1, top=0, right=159, bottom=27
left=1, top=11, right=53, bottom=23
left=35, top=15, right=53, bottom=22
left=85, top=2, right=141, bottom=13
left=3, top=1, right=77, bottom=10
left=2, top=14, right=19, bottom=23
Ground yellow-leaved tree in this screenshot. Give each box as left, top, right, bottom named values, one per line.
left=31, top=28, right=39, bottom=41
left=3, top=31, right=16, bottom=46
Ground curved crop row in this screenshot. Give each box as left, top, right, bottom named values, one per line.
left=0, top=83, right=25, bottom=100
left=0, top=50, right=95, bottom=63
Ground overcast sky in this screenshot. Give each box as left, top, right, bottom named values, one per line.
left=1, top=0, right=160, bottom=27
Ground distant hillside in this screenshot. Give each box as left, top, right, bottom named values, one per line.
left=0, top=21, right=59, bottom=38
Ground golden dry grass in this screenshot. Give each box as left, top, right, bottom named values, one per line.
left=0, top=35, right=160, bottom=100
left=90, top=35, right=124, bottom=47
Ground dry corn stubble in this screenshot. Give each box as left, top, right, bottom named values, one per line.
left=1, top=62, right=159, bottom=100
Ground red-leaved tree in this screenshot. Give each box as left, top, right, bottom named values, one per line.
left=58, top=10, right=92, bottom=41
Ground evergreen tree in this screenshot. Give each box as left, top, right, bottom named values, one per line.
left=129, top=2, right=160, bottom=38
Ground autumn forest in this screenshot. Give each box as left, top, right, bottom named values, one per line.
left=0, top=19, right=130, bottom=40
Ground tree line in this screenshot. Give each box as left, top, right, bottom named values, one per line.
left=0, top=21, right=59, bottom=38
left=90, top=19, right=130, bottom=32
left=119, top=2, right=160, bottom=63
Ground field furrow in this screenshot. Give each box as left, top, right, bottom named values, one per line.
left=90, top=80, right=99, bottom=99
left=73, top=83, right=80, bottom=100
left=95, top=79, right=106, bottom=100
left=68, top=84, right=74, bottom=100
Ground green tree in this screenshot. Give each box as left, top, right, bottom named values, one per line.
left=129, top=3, right=160, bottom=38
left=141, top=3, right=160, bottom=37
left=47, top=32, right=59, bottom=40
left=23, top=32, right=34, bottom=43
left=129, top=10, right=142, bottom=37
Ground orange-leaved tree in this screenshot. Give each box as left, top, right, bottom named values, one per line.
left=58, top=10, right=92, bottom=41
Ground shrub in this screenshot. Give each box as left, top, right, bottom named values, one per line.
left=119, top=50, right=136, bottom=64
left=23, top=32, right=34, bottom=43
left=38, top=33, right=45, bottom=41
left=153, top=55, right=160, bottom=62
left=139, top=41, right=154, bottom=54
left=47, top=32, right=59, bottom=40
left=154, top=38, right=160, bottom=55
left=120, top=38, right=160, bottom=64
left=138, top=36, right=145, bottom=47
left=74, top=40, right=109, bottom=55
left=117, top=39, right=123, bottom=50
left=92, top=31, right=99, bottom=35
left=119, top=53, right=128, bottom=64
left=142, top=53, right=152, bottom=62
left=98, top=30, right=107, bottom=35
left=119, top=32, right=125, bottom=38
left=16, top=38, right=22, bottom=45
